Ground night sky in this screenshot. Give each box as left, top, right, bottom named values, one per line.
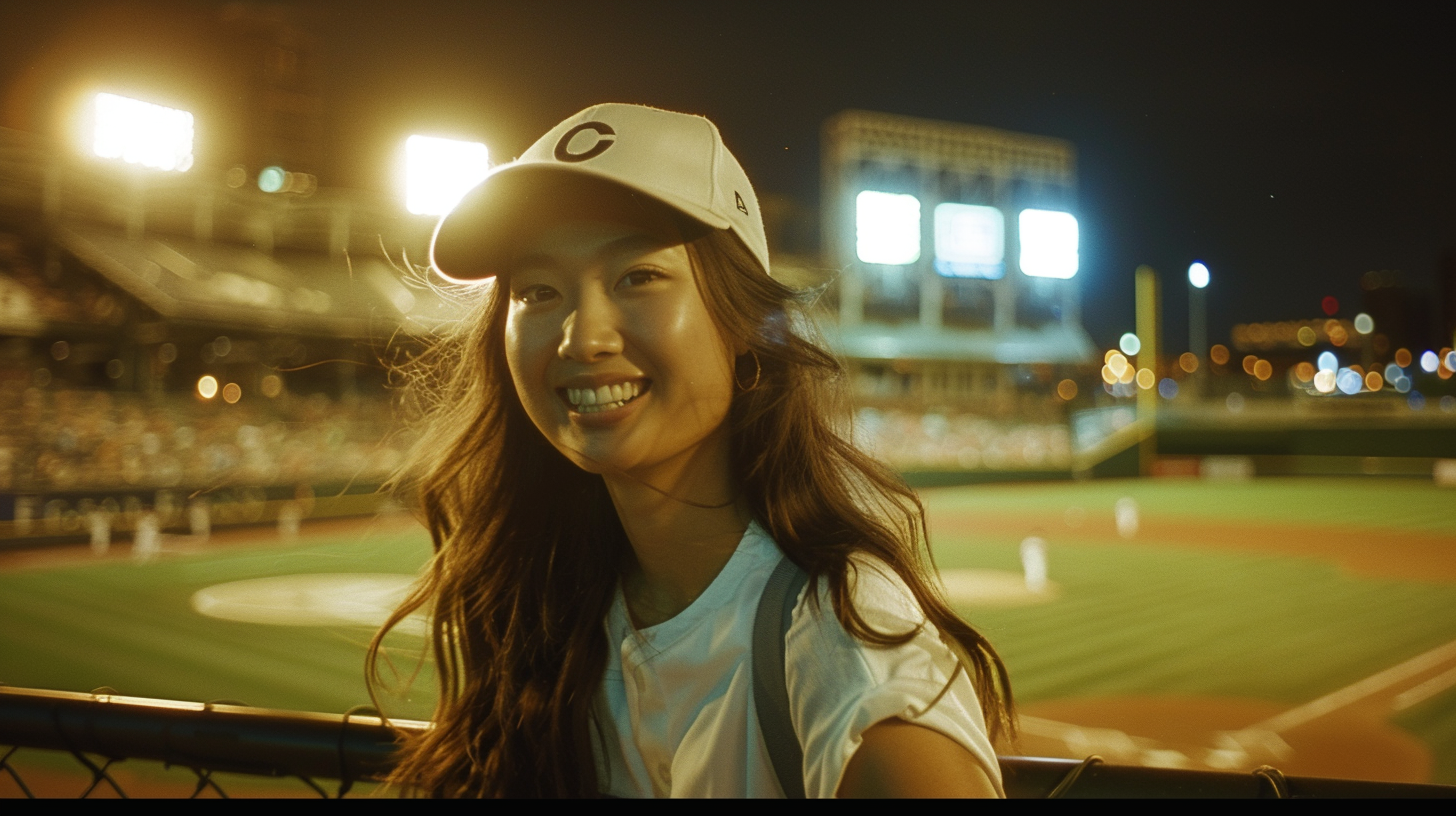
left=3, top=1, right=1453, bottom=350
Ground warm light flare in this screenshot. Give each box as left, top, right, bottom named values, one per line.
left=405, top=135, right=491, bottom=216
left=91, top=93, right=195, bottom=172
left=196, top=375, right=218, bottom=399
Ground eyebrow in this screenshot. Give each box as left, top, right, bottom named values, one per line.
left=509, top=233, right=677, bottom=275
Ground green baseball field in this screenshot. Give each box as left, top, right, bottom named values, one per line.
left=3, top=476, right=1455, bottom=794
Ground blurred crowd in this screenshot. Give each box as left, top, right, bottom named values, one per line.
left=855, top=407, right=1072, bottom=471
left=0, top=385, right=408, bottom=494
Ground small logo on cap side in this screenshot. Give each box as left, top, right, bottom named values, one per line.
left=735, top=191, right=748, bottom=215
left=555, top=122, right=616, bottom=162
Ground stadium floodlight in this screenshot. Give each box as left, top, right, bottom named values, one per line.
left=1018, top=209, right=1079, bottom=279
left=405, top=135, right=491, bottom=216
left=856, top=191, right=921, bottom=265
left=91, top=92, right=194, bottom=172
left=933, top=203, right=1003, bottom=278
left=1188, top=262, right=1210, bottom=289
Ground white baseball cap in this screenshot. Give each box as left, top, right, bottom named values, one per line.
left=430, top=103, right=770, bottom=282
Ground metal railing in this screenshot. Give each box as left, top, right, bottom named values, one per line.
left=2, top=685, right=1453, bottom=798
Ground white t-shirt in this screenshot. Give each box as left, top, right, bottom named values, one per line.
left=592, top=521, right=1004, bottom=798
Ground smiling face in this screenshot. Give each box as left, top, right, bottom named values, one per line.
left=501, top=192, right=739, bottom=484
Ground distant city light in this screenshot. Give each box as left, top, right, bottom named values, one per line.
left=1296, top=326, right=1317, bottom=346
left=222, top=383, right=242, bottom=404
left=1321, top=295, right=1339, bottom=316
left=1395, top=348, right=1413, bottom=368
left=933, top=203, right=1003, bottom=278
left=1158, top=378, right=1179, bottom=399
left=1336, top=368, right=1363, bottom=395
left=1353, top=313, right=1375, bottom=335
left=1136, top=368, right=1155, bottom=389
left=1119, top=333, right=1141, bottom=356
left=1313, top=369, right=1337, bottom=393
left=1179, top=352, right=1199, bottom=373
left=856, top=191, right=921, bottom=265
left=1421, top=351, right=1439, bottom=372
left=1209, top=345, right=1230, bottom=366
left=1188, top=262, right=1210, bottom=289
left=91, top=92, right=194, bottom=172
left=1018, top=209, right=1079, bottom=279
left=258, top=166, right=287, bottom=193
left=196, top=375, right=218, bottom=399
left=1317, top=351, right=1339, bottom=373
left=1365, top=371, right=1384, bottom=392
left=405, top=135, right=491, bottom=216
left=1056, top=379, right=1078, bottom=400
left=1384, top=362, right=1403, bottom=381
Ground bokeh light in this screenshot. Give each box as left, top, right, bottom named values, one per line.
left=1187, top=261, right=1210, bottom=289
left=1395, top=348, right=1413, bottom=367
left=1327, top=322, right=1348, bottom=347
left=1318, top=351, right=1338, bottom=373
left=1056, top=379, right=1078, bottom=400
left=1296, top=326, right=1317, bottom=346
left=1336, top=368, right=1363, bottom=395
left=1119, top=333, right=1141, bottom=356
left=1294, top=362, right=1315, bottom=383
left=856, top=191, right=922, bottom=265
left=1353, top=313, right=1375, bottom=335
left=222, top=383, right=242, bottom=404
left=1314, top=369, right=1337, bottom=393
left=196, top=375, right=218, bottom=399
left=1158, top=378, right=1179, bottom=399
left=1104, top=349, right=1121, bottom=364
left=1364, top=371, right=1383, bottom=391
left=1242, top=355, right=1258, bottom=375
left=1210, top=345, right=1230, bottom=366
left=1178, top=352, right=1199, bottom=373
left=261, top=374, right=283, bottom=398
left=1136, top=368, right=1155, bottom=389
left=1253, top=359, right=1273, bottom=381
left=1321, top=295, right=1339, bottom=316
left=1420, top=351, right=1439, bottom=373
left=1446, top=350, right=1456, bottom=370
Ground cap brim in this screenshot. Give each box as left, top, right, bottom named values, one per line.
left=430, top=163, right=730, bottom=283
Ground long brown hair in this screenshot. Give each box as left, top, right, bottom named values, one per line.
left=368, top=219, right=1014, bottom=797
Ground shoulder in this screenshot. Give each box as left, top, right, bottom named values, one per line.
left=780, top=555, right=1003, bottom=797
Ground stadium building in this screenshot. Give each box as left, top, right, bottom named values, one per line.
left=819, top=110, right=1095, bottom=415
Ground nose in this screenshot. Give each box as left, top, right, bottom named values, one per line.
left=558, top=286, right=623, bottom=362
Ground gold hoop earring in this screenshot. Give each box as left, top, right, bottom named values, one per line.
left=734, top=350, right=761, bottom=392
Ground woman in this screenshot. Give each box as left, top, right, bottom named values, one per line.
left=370, top=103, right=1014, bottom=797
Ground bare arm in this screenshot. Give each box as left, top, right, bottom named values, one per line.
left=836, top=717, right=1001, bottom=798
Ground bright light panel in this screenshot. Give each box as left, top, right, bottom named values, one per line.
left=933, top=203, right=1003, bottom=278
left=92, top=93, right=194, bottom=172
left=1019, top=209, right=1079, bottom=279
left=406, top=135, right=491, bottom=216
left=855, top=191, right=921, bottom=265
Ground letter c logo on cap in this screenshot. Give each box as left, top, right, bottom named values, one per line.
left=554, top=122, right=616, bottom=163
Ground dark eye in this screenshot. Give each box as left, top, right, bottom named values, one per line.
left=513, top=284, right=558, bottom=305
left=619, top=268, right=664, bottom=289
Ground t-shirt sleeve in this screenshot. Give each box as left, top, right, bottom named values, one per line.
left=783, top=559, right=1004, bottom=798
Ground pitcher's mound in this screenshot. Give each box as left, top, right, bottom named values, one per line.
left=191, top=573, right=426, bottom=635
left=940, top=568, right=1059, bottom=607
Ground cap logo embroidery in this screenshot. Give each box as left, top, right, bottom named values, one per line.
left=554, top=122, right=616, bottom=162
left=735, top=191, right=748, bottom=215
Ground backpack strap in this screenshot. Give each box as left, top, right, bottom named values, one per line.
left=752, top=554, right=811, bottom=799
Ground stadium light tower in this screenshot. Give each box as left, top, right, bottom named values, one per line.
left=405, top=135, right=491, bottom=216
left=91, top=92, right=195, bottom=172
left=1188, top=262, right=1210, bottom=392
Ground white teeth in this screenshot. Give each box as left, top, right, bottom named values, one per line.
left=565, top=381, right=646, bottom=412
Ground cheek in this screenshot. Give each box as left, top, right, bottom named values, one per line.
left=504, top=313, right=554, bottom=416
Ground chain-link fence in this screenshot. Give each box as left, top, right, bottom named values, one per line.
left=2, top=684, right=1454, bottom=798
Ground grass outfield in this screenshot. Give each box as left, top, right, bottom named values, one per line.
left=2, top=477, right=1455, bottom=783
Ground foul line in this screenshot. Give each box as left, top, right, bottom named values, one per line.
left=1251, top=636, right=1456, bottom=734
